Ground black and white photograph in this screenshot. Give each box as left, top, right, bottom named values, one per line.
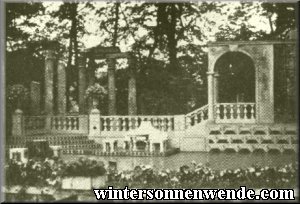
left=0, top=0, right=298, bottom=202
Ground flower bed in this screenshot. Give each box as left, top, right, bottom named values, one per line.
left=107, top=162, right=298, bottom=189
left=5, top=157, right=297, bottom=190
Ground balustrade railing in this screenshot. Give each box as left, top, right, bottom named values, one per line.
left=185, top=105, right=208, bottom=128
left=215, top=103, right=255, bottom=123
left=100, top=116, right=174, bottom=131
left=24, top=116, right=47, bottom=135
left=24, top=115, right=88, bottom=135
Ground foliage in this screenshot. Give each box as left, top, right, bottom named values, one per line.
left=63, top=157, right=106, bottom=177
left=85, top=83, right=107, bottom=100
left=5, top=2, right=297, bottom=115
left=6, top=84, right=30, bottom=108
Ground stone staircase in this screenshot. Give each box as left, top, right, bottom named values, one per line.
left=7, top=134, right=103, bottom=155
left=205, top=123, right=297, bottom=153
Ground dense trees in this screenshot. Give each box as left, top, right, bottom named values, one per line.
left=5, top=2, right=297, bottom=115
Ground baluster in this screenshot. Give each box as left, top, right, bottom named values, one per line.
left=103, top=118, right=107, bottom=131
left=198, top=111, right=203, bottom=123
left=216, top=104, right=221, bottom=120
left=63, top=117, right=67, bottom=130
left=68, top=117, right=72, bottom=130
left=122, top=118, right=127, bottom=131
left=62, top=117, right=66, bottom=130
left=128, top=117, right=132, bottom=130
left=250, top=104, right=255, bottom=119
left=237, top=104, right=241, bottom=120
left=230, top=104, right=234, bottom=119
left=57, top=117, right=61, bottom=130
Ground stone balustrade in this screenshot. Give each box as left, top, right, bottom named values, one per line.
left=185, top=105, right=208, bottom=128
left=100, top=116, right=174, bottom=132
left=24, top=116, right=47, bottom=135
left=215, top=103, right=255, bottom=123
left=24, top=115, right=88, bottom=135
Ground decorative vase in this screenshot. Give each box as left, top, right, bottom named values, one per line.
left=92, top=97, right=99, bottom=110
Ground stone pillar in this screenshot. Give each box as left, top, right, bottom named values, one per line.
left=128, top=57, right=137, bottom=115
left=87, top=57, right=96, bottom=112
left=78, top=55, right=87, bottom=114
left=207, top=72, right=215, bottom=121
left=107, top=57, right=117, bottom=115
left=88, top=108, right=101, bottom=139
left=30, top=81, right=41, bottom=115
left=57, top=59, right=66, bottom=114
left=44, top=50, right=55, bottom=115
left=214, top=73, right=219, bottom=104
left=12, top=109, right=23, bottom=136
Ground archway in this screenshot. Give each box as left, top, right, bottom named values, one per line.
left=214, top=52, right=255, bottom=103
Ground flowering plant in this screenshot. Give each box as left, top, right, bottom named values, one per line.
left=7, top=84, right=29, bottom=108
left=85, top=83, right=107, bottom=100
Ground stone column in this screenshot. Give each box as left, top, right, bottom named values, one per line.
left=214, top=73, right=219, bottom=104
left=44, top=50, right=55, bottom=115
left=12, top=109, right=23, bottom=136
left=207, top=72, right=215, bottom=121
left=30, top=81, right=41, bottom=115
left=87, top=57, right=96, bottom=112
left=78, top=55, right=87, bottom=114
left=128, top=57, right=137, bottom=115
left=107, top=57, right=117, bottom=115
left=57, top=59, right=66, bottom=114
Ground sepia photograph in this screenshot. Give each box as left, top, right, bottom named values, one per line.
left=0, top=0, right=298, bottom=202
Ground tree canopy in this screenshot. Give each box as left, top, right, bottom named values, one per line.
left=5, top=1, right=297, bottom=115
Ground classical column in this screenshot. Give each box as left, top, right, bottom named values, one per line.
left=57, top=59, right=66, bottom=114
left=107, top=57, right=117, bottom=115
left=87, top=57, right=96, bottom=112
left=30, top=81, right=41, bottom=115
left=44, top=50, right=55, bottom=115
left=128, top=57, right=137, bottom=115
left=207, top=71, right=215, bottom=121
left=78, top=55, right=87, bottom=114
left=214, top=73, right=219, bottom=104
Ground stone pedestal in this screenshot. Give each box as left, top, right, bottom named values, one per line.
left=57, top=60, right=66, bottom=114
left=78, top=55, right=87, bottom=114
left=30, top=81, right=41, bottom=115
left=44, top=50, right=55, bottom=115
left=12, top=109, right=23, bottom=136
left=128, top=57, right=137, bottom=115
left=89, top=109, right=101, bottom=139
left=107, top=58, right=117, bottom=115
